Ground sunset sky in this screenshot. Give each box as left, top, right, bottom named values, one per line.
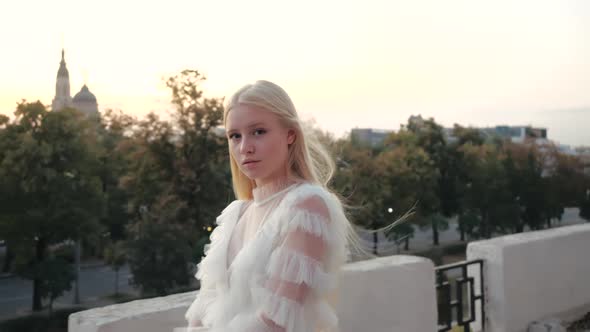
left=1, top=0, right=588, bottom=146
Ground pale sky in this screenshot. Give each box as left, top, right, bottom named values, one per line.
left=1, top=0, right=589, bottom=146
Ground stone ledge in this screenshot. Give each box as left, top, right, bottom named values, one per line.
left=69, top=255, right=438, bottom=332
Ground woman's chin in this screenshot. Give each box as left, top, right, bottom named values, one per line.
left=241, top=169, right=261, bottom=179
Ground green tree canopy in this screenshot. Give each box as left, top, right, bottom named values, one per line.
left=0, top=101, right=104, bottom=310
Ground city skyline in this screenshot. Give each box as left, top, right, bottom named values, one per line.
left=1, top=0, right=589, bottom=146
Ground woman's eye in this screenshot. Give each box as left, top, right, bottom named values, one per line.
left=228, top=133, right=241, bottom=140
left=253, top=129, right=266, bottom=136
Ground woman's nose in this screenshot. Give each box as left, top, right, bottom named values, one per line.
left=239, top=137, right=254, bottom=154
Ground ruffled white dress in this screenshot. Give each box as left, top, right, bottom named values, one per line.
left=184, top=179, right=349, bottom=332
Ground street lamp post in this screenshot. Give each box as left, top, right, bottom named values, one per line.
left=74, top=238, right=81, bottom=304
left=372, top=221, right=378, bottom=256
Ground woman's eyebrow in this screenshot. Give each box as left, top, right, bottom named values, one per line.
left=226, top=122, right=266, bottom=134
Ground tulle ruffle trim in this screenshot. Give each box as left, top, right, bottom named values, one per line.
left=187, top=200, right=244, bottom=327
left=279, top=205, right=349, bottom=270
left=195, top=200, right=243, bottom=283
left=186, top=184, right=349, bottom=332
left=267, top=247, right=336, bottom=293
left=252, top=285, right=339, bottom=332
left=184, top=288, right=216, bottom=325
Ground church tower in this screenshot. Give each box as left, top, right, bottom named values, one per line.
left=51, top=49, right=73, bottom=111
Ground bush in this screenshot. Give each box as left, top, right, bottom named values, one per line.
left=127, top=222, right=193, bottom=296
left=0, top=307, right=87, bottom=332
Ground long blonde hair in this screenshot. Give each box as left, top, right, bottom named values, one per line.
left=224, top=80, right=334, bottom=199
left=224, top=80, right=406, bottom=260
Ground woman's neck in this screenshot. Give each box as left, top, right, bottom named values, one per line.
left=252, top=175, right=299, bottom=204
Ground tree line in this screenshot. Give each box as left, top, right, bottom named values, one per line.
left=0, top=70, right=588, bottom=312
left=331, top=117, right=590, bottom=252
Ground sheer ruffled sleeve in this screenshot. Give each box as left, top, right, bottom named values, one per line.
left=185, top=200, right=243, bottom=328
left=225, top=192, right=347, bottom=332
left=185, top=273, right=216, bottom=328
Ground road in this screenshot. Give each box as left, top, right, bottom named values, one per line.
left=0, top=264, right=135, bottom=319
left=356, top=207, right=587, bottom=256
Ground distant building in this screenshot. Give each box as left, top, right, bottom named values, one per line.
left=51, top=49, right=99, bottom=118
left=351, top=128, right=394, bottom=147
left=442, top=127, right=458, bottom=144
left=51, top=49, right=73, bottom=111
left=481, top=125, right=547, bottom=143
left=441, top=124, right=548, bottom=145
left=72, top=85, right=99, bottom=116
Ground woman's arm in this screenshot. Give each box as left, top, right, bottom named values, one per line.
left=218, top=193, right=344, bottom=332
left=256, top=194, right=337, bottom=332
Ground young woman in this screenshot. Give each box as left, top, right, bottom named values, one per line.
left=184, top=80, right=360, bottom=332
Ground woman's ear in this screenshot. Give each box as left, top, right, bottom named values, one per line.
left=287, top=129, right=296, bottom=145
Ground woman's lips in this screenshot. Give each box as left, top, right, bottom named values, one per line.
left=243, top=160, right=260, bottom=168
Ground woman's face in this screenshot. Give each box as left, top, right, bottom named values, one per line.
left=225, top=104, right=295, bottom=186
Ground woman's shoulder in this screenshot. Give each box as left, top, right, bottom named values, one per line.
left=215, top=199, right=247, bottom=225
left=280, top=182, right=344, bottom=220
left=279, top=182, right=350, bottom=256
left=281, top=182, right=331, bottom=207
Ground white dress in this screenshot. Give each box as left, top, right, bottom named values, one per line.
left=184, top=178, right=350, bottom=332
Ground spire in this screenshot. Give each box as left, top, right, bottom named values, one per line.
left=57, top=48, right=69, bottom=78
left=52, top=48, right=72, bottom=111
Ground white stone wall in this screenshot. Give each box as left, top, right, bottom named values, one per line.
left=68, top=291, right=197, bottom=332
left=467, top=223, right=590, bottom=332
left=336, top=255, right=437, bottom=332
left=69, top=255, right=437, bottom=332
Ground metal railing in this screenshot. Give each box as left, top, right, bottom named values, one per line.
left=435, top=259, right=485, bottom=332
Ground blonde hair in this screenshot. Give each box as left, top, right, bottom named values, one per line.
left=224, top=80, right=407, bottom=260
left=224, top=80, right=334, bottom=199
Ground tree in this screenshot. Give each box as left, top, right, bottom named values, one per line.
left=385, top=118, right=443, bottom=245
left=0, top=101, right=104, bottom=311
left=121, top=70, right=231, bottom=295
left=331, top=139, right=387, bottom=254
left=36, top=257, right=75, bottom=316
left=0, top=114, right=15, bottom=274
left=126, top=204, right=193, bottom=296
left=449, top=125, right=486, bottom=240
left=460, top=143, right=514, bottom=238
left=378, top=143, right=437, bottom=247
left=519, top=149, right=548, bottom=230
left=388, top=222, right=415, bottom=251
left=502, top=142, right=569, bottom=232
left=96, top=109, right=136, bottom=245
left=0, top=114, right=9, bottom=128
left=546, top=147, right=587, bottom=206
left=453, top=124, right=485, bottom=146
